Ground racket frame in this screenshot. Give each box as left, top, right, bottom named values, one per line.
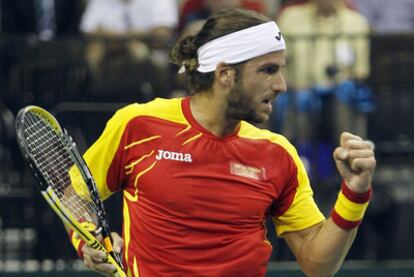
left=15, top=105, right=126, bottom=277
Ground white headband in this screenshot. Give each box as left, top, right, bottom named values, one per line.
left=196, top=21, right=286, bottom=73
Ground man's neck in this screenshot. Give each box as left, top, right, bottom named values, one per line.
left=189, top=93, right=240, bottom=138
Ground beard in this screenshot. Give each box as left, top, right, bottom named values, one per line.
left=225, top=78, right=265, bottom=124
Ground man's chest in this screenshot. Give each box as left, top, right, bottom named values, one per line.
left=121, top=130, right=287, bottom=222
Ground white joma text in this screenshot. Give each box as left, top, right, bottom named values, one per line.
left=155, top=150, right=192, bottom=162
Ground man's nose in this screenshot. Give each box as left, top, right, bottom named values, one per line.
left=272, top=72, right=287, bottom=94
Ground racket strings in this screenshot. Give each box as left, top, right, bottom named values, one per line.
left=23, top=112, right=100, bottom=227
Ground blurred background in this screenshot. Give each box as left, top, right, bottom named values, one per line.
left=1, top=0, right=414, bottom=276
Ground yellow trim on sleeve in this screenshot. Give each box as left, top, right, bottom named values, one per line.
left=83, top=98, right=188, bottom=200
left=273, top=144, right=325, bottom=236
left=238, top=122, right=325, bottom=236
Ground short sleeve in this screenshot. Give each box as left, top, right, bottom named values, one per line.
left=272, top=144, right=325, bottom=236
left=83, top=104, right=139, bottom=200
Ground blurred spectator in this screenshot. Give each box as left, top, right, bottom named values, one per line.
left=79, top=0, right=178, bottom=101
left=275, top=0, right=373, bottom=179
left=277, top=0, right=356, bottom=16
left=1, top=0, right=84, bottom=40
left=80, top=0, right=178, bottom=74
left=179, top=0, right=267, bottom=34
left=278, top=0, right=370, bottom=89
left=351, top=0, right=414, bottom=33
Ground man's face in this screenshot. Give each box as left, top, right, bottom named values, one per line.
left=226, top=51, right=287, bottom=124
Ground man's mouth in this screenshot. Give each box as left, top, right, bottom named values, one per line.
left=262, top=97, right=274, bottom=104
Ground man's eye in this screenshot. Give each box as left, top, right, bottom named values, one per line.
left=260, top=66, right=278, bottom=74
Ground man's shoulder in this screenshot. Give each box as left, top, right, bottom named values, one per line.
left=113, top=97, right=186, bottom=125
left=238, top=122, right=296, bottom=153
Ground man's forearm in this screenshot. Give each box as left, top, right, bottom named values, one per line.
left=297, top=218, right=357, bottom=277
left=296, top=184, right=371, bottom=276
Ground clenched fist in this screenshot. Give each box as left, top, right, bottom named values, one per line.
left=333, top=132, right=376, bottom=193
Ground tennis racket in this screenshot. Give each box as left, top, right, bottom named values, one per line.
left=15, top=105, right=126, bottom=277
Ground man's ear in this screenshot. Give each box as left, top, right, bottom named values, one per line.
left=215, top=63, right=236, bottom=87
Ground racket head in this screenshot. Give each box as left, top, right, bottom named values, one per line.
left=15, top=105, right=125, bottom=275
left=16, top=106, right=62, bottom=190
left=15, top=104, right=103, bottom=223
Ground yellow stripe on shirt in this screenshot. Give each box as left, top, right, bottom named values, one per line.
left=83, top=98, right=188, bottom=200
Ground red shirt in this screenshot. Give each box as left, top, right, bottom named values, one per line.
left=84, top=97, right=324, bottom=276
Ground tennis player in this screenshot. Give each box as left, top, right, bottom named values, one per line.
left=75, top=8, right=376, bottom=277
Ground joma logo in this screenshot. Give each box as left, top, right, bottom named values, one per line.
left=155, top=149, right=192, bottom=162
left=275, top=31, right=282, bottom=41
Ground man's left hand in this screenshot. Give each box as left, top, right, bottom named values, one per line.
left=333, top=132, right=376, bottom=193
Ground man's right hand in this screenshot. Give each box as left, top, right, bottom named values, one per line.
left=82, top=232, right=124, bottom=276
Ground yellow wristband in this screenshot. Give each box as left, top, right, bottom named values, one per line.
left=331, top=181, right=372, bottom=229
left=334, top=191, right=369, bottom=222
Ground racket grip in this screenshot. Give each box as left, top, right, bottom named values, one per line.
left=103, top=236, right=124, bottom=270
